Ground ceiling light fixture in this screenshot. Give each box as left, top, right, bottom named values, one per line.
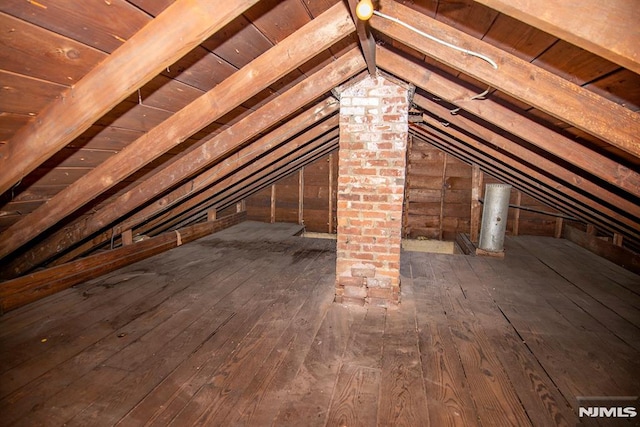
left=355, top=0, right=374, bottom=21
left=354, top=0, right=498, bottom=70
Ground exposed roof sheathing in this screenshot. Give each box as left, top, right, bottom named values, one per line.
left=0, top=0, right=638, bottom=279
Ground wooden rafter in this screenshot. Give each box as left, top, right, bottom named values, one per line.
left=3, top=47, right=364, bottom=277
left=377, top=47, right=640, bottom=200
left=410, top=119, right=639, bottom=240
left=474, top=0, right=640, bottom=74
left=0, top=1, right=356, bottom=264
left=372, top=0, right=640, bottom=158
left=421, top=133, right=592, bottom=237
left=156, top=140, right=339, bottom=235
left=0, top=0, right=261, bottom=196
left=414, top=95, right=640, bottom=224
left=48, top=130, right=339, bottom=267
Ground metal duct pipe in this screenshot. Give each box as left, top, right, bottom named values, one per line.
left=478, top=183, right=512, bottom=252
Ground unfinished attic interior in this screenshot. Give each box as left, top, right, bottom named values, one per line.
left=1, top=0, right=639, bottom=424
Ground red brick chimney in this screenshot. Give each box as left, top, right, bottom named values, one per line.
left=334, top=72, right=413, bottom=307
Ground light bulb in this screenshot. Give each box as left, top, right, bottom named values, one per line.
left=356, top=0, right=374, bottom=21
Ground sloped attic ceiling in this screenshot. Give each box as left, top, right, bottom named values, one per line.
left=0, top=0, right=638, bottom=280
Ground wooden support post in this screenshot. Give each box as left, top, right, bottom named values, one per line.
left=236, top=200, right=245, bottom=213
left=403, top=135, right=413, bottom=237
left=613, top=233, right=624, bottom=247
left=438, top=152, right=448, bottom=241
left=207, top=209, right=217, bottom=221
left=270, top=184, right=277, bottom=224
left=298, top=167, right=305, bottom=226
left=470, top=164, right=483, bottom=243
left=513, top=190, right=522, bottom=236
left=328, top=153, right=334, bottom=234
left=122, top=229, right=133, bottom=246
left=555, top=217, right=564, bottom=238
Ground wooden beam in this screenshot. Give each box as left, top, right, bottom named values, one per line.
left=328, top=153, right=335, bottom=233
left=178, top=144, right=339, bottom=234
left=614, top=233, right=624, bottom=247
left=7, top=109, right=340, bottom=276
left=555, top=217, right=564, bottom=239
left=270, top=185, right=277, bottom=223
left=438, top=152, right=448, bottom=241
left=346, top=0, right=376, bottom=75
left=50, top=133, right=339, bottom=266
left=474, top=0, right=640, bottom=74
left=119, top=101, right=339, bottom=236
left=7, top=44, right=362, bottom=275
left=470, top=164, right=483, bottom=243
left=403, top=135, right=414, bottom=237
left=564, top=225, right=640, bottom=275
left=121, top=229, right=133, bottom=246
left=377, top=47, right=640, bottom=199
left=414, top=96, right=640, bottom=229
left=372, top=1, right=640, bottom=158
left=0, top=211, right=247, bottom=314
left=0, top=3, right=356, bottom=263
left=412, top=121, right=640, bottom=243
left=513, top=190, right=522, bottom=236
left=299, top=168, right=305, bottom=226
left=0, top=0, right=260, bottom=196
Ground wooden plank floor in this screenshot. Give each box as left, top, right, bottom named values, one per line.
left=1, top=222, right=638, bottom=426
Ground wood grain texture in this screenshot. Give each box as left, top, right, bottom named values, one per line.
left=0, top=2, right=356, bottom=265
left=373, top=0, right=640, bottom=157
left=0, top=0, right=261, bottom=196
left=474, top=0, right=640, bottom=74
left=1, top=222, right=638, bottom=425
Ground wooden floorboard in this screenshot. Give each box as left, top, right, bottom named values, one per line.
left=1, top=223, right=638, bottom=426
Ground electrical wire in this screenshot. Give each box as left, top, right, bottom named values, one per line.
left=373, top=10, right=498, bottom=70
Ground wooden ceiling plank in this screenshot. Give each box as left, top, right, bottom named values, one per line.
left=0, top=1, right=355, bottom=264
left=0, top=13, right=107, bottom=86
left=372, top=0, right=640, bottom=158
left=415, top=94, right=640, bottom=222
left=148, top=136, right=339, bottom=236
left=377, top=47, right=640, bottom=199
left=120, top=110, right=341, bottom=236
left=0, top=0, right=261, bottom=196
left=49, top=130, right=340, bottom=266
left=5, top=46, right=363, bottom=276
left=20, top=45, right=360, bottom=271
left=414, top=94, right=638, bottom=232
left=473, top=0, right=640, bottom=75
left=411, top=124, right=639, bottom=241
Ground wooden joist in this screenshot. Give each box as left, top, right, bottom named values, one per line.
left=377, top=47, right=640, bottom=200
left=372, top=0, right=640, bottom=158
left=415, top=95, right=640, bottom=224
left=563, top=225, right=640, bottom=275
left=48, top=126, right=340, bottom=267
left=410, top=123, right=639, bottom=241
left=0, top=211, right=247, bottom=314
left=3, top=45, right=364, bottom=277
left=0, top=1, right=356, bottom=265
left=474, top=0, right=640, bottom=74
left=147, top=134, right=340, bottom=238
left=0, top=0, right=261, bottom=196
